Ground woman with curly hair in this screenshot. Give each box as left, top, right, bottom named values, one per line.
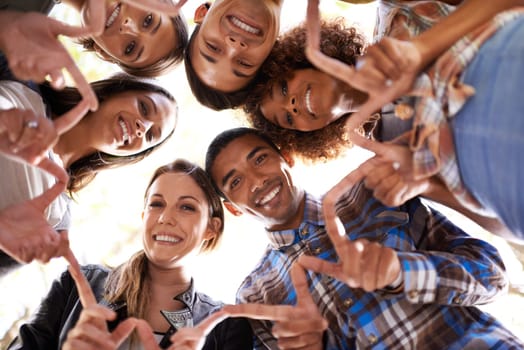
left=243, top=19, right=370, bottom=162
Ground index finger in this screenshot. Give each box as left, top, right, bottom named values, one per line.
left=37, top=157, right=69, bottom=184
left=350, top=132, right=398, bottom=161
left=223, top=303, right=296, bottom=322
left=64, top=248, right=97, bottom=307
left=194, top=310, right=228, bottom=334
left=64, top=62, right=98, bottom=112
left=306, top=0, right=321, bottom=51
left=290, top=263, right=315, bottom=308
left=53, top=99, right=90, bottom=135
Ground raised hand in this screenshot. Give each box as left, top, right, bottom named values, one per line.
left=64, top=251, right=174, bottom=350
left=0, top=159, right=69, bottom=263
left=168, top=310, right=229, bottom=350
left=305, top=0, right=421, bottom=132
left=223, top=263, right=327, bottom=350
left=0, top=100, right=90, bottom=164
left=0, top=11, right=98, bottom=110
left=121, top=0, right=188, bottom=16
left=324, top=131, right=430, bottom=209
left=298, top=216, right=402, bottom=292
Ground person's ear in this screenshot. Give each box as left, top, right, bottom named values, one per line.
left=92, top=43, right=116, bottom=63
left=223, top=200, right=243, bottom=216
left=194, top=3, right=211, bottom=24
left=204, top=217, right=221, bottom=241
left=281, top=150, right=295, bottom=168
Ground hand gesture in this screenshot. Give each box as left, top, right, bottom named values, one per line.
left=223, top=263, right=327, bottom=350
left=299, top=204, right=402, bottom=292
left=305, top=0, right=421, bottom=132
left=64, top=250, right=191, bottom=350
left=168, top=310, right=228, bottom=350
left=121, top=0, right=188, bottom=16
left=0, top=104, right=89, bottom=164
left=0, top=159, right=69, bottom=263
left=0, top=11, right=98, bottom=110
left=325, top=132, right=430, bottom=208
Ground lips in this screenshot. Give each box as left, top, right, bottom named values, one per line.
left=255, top=183, right=282, bottom=207
left=227, top=15, right=262, bottom=36
left=106, top=3, right=121, bottom=28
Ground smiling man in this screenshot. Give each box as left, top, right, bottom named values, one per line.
left=185, top=0, right=283, bottom=110
left=205, top=127, right=523, bottom=349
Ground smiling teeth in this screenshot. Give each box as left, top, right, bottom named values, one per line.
left=119, top=119, right=130, bottom=145
left=230, top=16, right=260, bottom=35
left=258, top=186, right=280, bottom=206
left=155, top=235, right=181, bottom=243
left=106, top=4, right=121, bottom=28
left=305, top=87, right=314, bottom=115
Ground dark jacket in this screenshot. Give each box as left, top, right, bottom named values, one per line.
left=8, top=265, right=254, bottom=349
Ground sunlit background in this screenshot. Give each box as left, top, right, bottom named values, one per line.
left=1, top=1, right=524, bottom=346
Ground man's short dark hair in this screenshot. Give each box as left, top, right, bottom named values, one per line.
left=184, top=25, right=256, bottom=111
left=205, top=127, right=280, bottom=197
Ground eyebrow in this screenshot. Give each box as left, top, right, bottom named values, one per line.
left=221, top=146, right=266, bottom=188
left=150, top=193, right=200, bottom=202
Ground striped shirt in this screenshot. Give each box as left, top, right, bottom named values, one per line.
left=237, top=183, right=522, bottom=349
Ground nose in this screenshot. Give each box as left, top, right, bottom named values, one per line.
left=120, top=17, right=138, bottom=34
left=287, top=95, right=299, bottom=115
left=250, top=175, right=267, bottom=193
left=226, top=35, right=247, bottom=50
left=135, top=118, right=153, bottom=139
left=158, top=208, right=177, bottom=226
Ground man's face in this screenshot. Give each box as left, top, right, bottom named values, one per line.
left=190, top=0, right=282, bottom=92
left=210, top=134, right=304, bottom=230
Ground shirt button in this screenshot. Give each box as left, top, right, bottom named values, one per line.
left=368, top=334, right=378, bottom=345
left=300, top=227, right=308, bottom=236
left=314, top=247, right=322, bottom=254
left=453, top=295, right=462, bottom=304
left=408, top=290, right=418, bottom=299
left=343, top=298, right=353, bottom=307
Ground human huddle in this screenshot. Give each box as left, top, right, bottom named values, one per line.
left=1, top=0, right=524, bottom=349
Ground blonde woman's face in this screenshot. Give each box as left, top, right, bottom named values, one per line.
left=142, top=173, right=215, bottom=268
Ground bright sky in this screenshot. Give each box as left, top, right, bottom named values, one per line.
left=1, top=0, right=523, bottom=343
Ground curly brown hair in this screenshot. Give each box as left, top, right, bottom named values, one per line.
left=243, top=19, right=367, bottom=162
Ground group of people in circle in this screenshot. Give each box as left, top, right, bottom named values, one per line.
left=1, top=0, right=524, bottom=349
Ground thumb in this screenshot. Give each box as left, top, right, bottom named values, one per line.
left=54, top=99, right=90, bottom=135
left=350, top=132, right=395, bottom=161
left=49, top=17, right=96, bottom=38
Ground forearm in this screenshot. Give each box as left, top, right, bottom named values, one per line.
left=412, top=0, right=524, bottom=68
left=398, top=203, right=508, bottom=306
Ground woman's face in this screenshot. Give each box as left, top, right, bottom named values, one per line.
left=84, top=1, right=177, bottom=68
left=191, top=0, right=282, bottom=92
left=89, top=90, right=176, bottom=156
left=260, top=68, right=365, bottom=131
left=142, top=173, right=216, bottom=268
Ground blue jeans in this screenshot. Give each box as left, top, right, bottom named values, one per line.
left=452, top=15, right=524, bottom=239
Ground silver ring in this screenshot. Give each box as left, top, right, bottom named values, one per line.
left=392, top=161, right=400, bottom=170
left=25, top=120, right=39, bottom=129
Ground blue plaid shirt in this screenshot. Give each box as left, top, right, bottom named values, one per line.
left=236, top=183, right=522, bottom=349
